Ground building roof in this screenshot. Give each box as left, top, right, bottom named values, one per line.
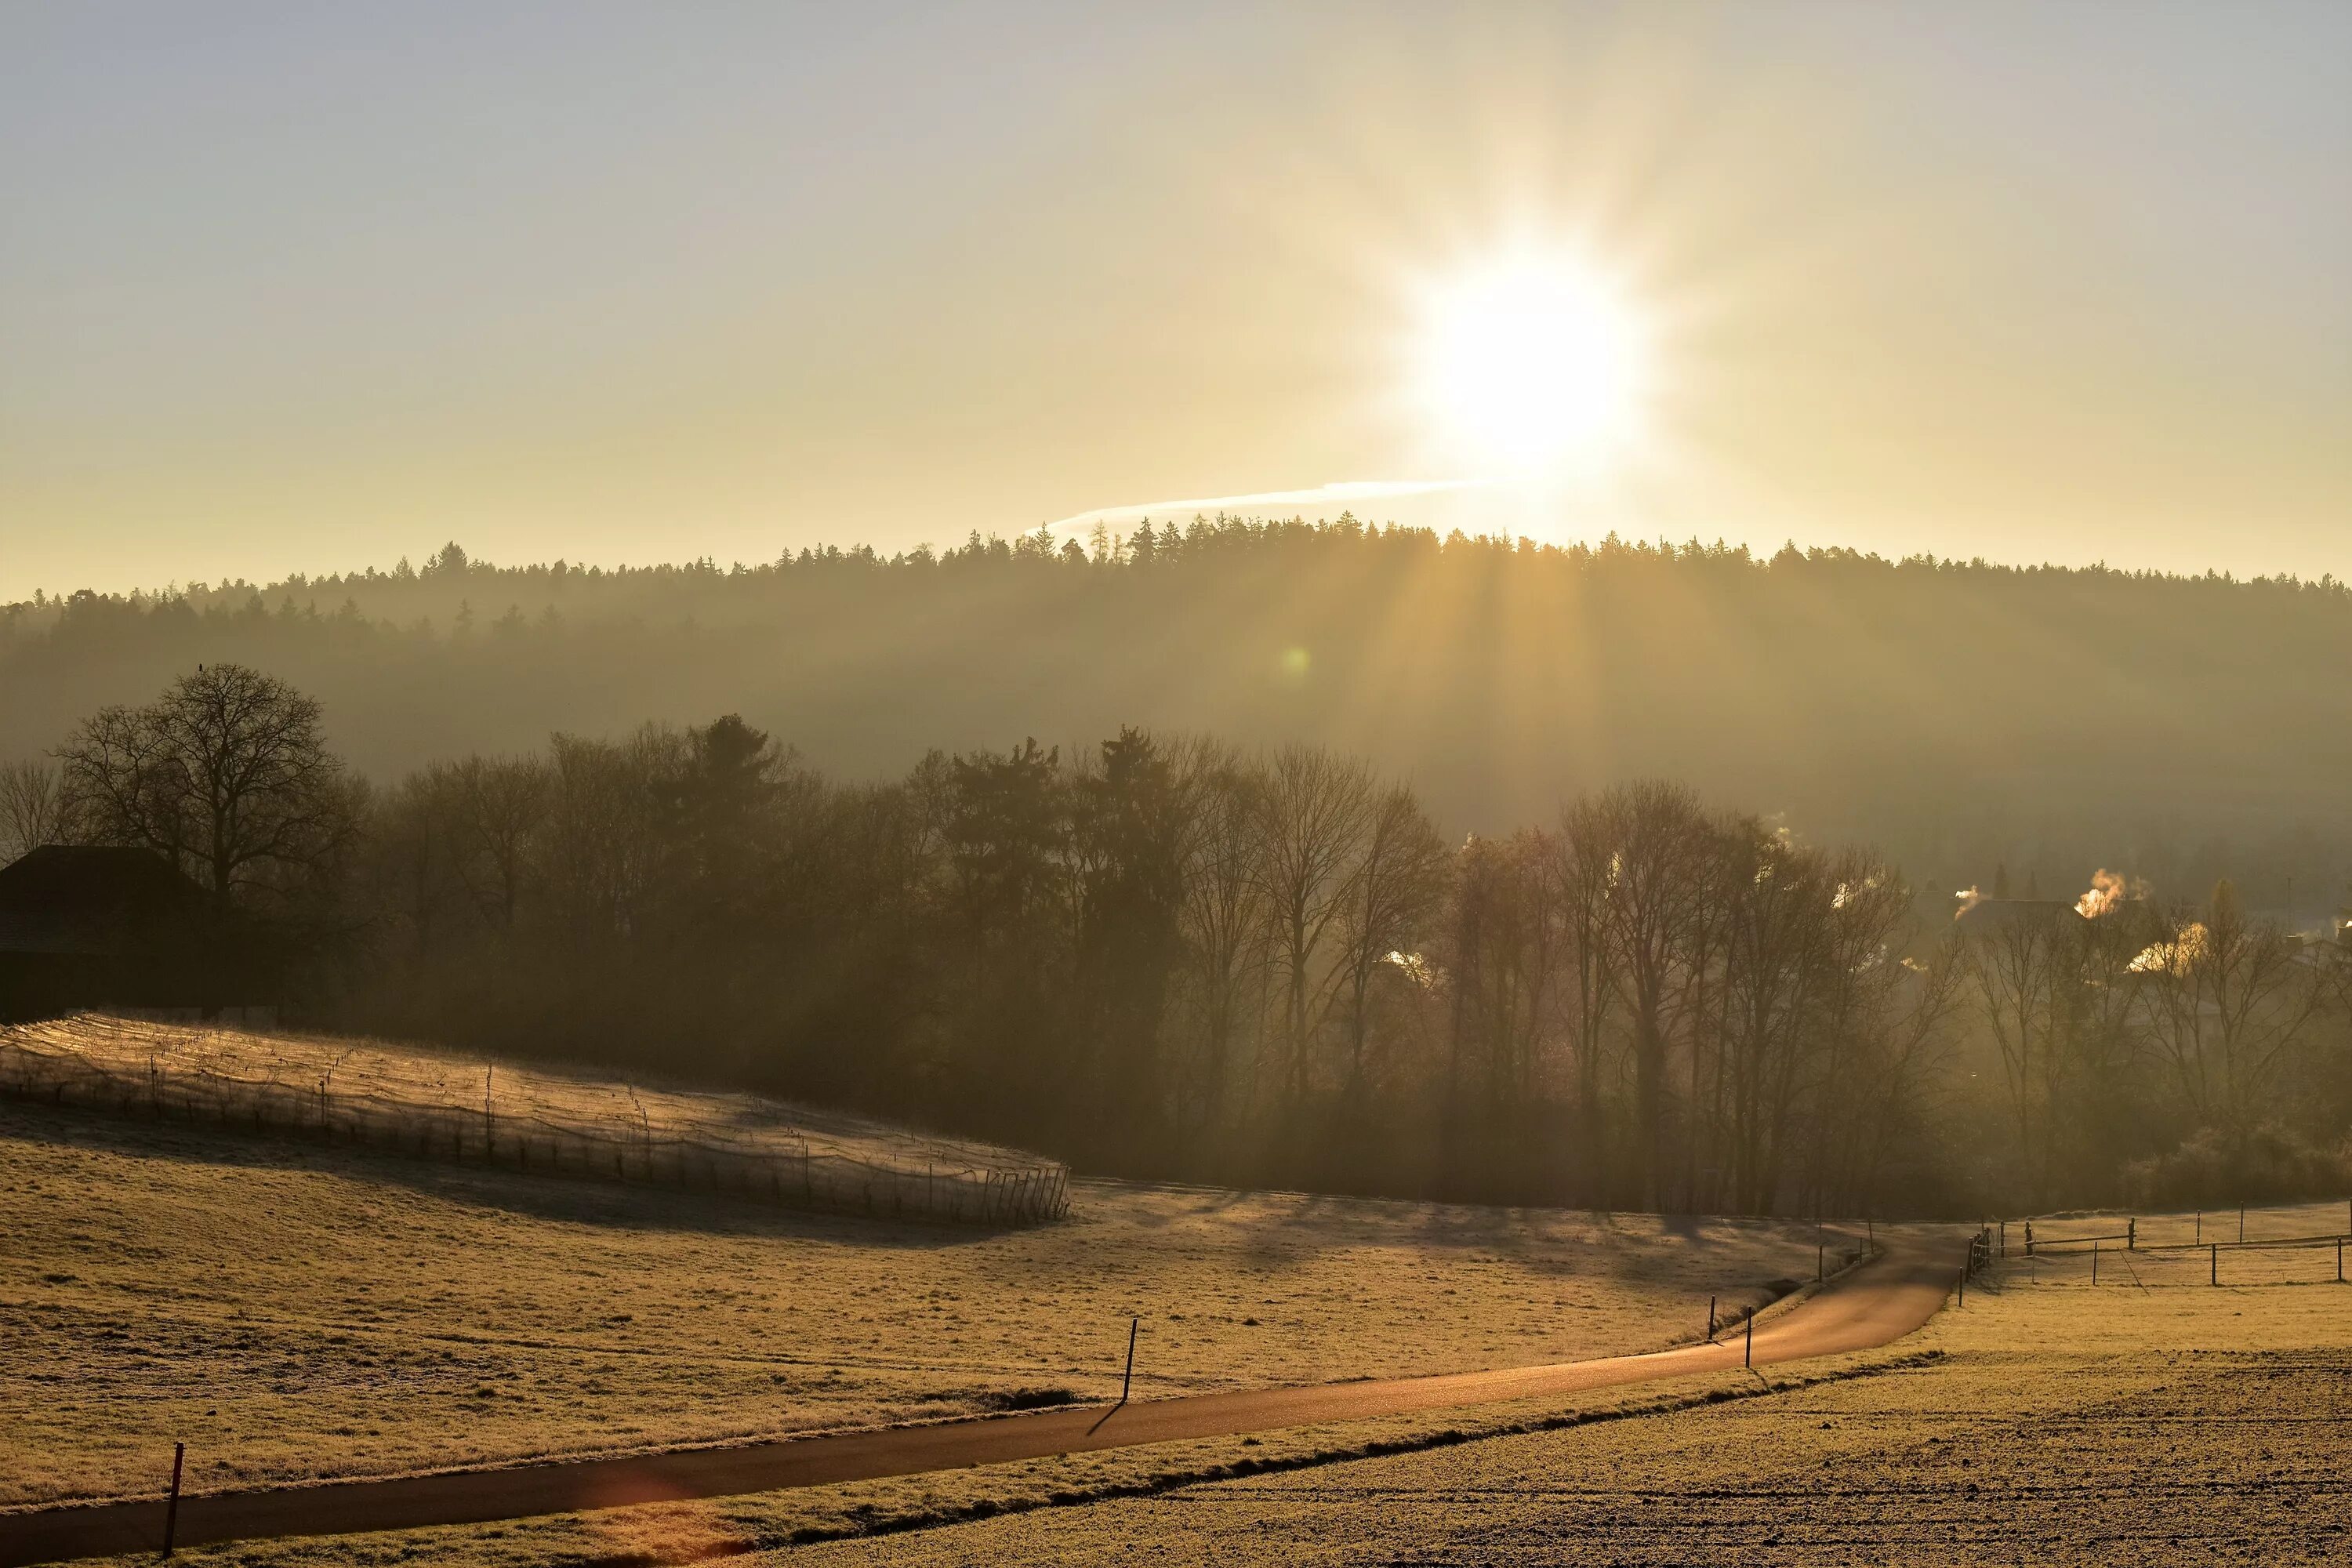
left=0, top=845, right=206, bottom=956
left=1953, top=898, right=2086, bottom=934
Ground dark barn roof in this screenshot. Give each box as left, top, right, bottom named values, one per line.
left=0, top=845, right=206, bottom=956
left=0, top=846, right=269, bottom=1018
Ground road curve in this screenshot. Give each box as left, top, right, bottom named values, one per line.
left=0, top=1236, right=1962, bottom=1566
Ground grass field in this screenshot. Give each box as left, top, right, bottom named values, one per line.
left=0, top=1014, right=1065, bottom=1225
left=782, top=1250, right=2352, bottom=1566
left=53, top=1211, right=2350, bottom=1568
left=0, top=1098, right=1833, bottom=1512
left=24, top=1089, right=2346, bottom=1568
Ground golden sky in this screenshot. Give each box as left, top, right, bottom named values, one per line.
left=4, top=2, right=2347, bottom=598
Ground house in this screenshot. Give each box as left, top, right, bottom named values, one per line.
left=1951, top=897, right=2085, bottom=935
left=0, top=845, right=274, bottom=1022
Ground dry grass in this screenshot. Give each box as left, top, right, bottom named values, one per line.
left=1, top=1011, right=1054, bottom=1174
left=0, top=1098, right=1830, bottom=1512
left=69, top=1357, right=1932, bottom=1568
left=35, top=1102, right=2346, bottom=1568
left=779, top=1251, right=2352, bottom=1565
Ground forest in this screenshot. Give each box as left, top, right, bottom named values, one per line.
left=5, top=659, right=2347, bottom=1218
left=6, top=520, right=2352, bottom=920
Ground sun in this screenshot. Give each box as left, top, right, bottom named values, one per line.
left=1415, top=251, right=1649, bottom=474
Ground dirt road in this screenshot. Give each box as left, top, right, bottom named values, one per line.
left=0, top=1236, right=1961, bottom=1565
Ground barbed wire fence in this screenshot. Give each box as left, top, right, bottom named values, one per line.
left=0, top=1013, right=1070, bottom=1228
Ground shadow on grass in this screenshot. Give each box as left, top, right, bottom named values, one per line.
left=0, top=1099, right=1008, bottom=1249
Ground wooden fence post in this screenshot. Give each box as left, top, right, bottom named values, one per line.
left=1121, top=1316, right=1139, bottom=1404
left=2210, top=1243, right=2218, bottom=1286
left=162, top=1440, right=185, bottom=1557
left=1708, top=1294, right=1717, bottom=1343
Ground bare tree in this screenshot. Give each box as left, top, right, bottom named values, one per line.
left=542, top=726, right=683, bottom=948
left=1592, top=780, right=1711, bottom=1209
left=1713, top=823, right=1828, bottom=1214
left=1552, top=798, right=1623, bottom=1199
left=1253, top=745, right=1374, bottom=1100
left=2133, top=880, right=2321, bottom=1128
left=447, top=754, right=550, bottom=931
left=1169, top=739, right=1265, bottom=1134
left=1958, top=901, right=2078, bottom=1205
left=0, top=758, right=65, bottom=861
left=372, top=768, right=466, bottom=962
left=55, top=664, right=355, bottom=909
left=1803, top=851, right=1958, bottom=1214
left=1332, top=783, right=1448, bottom=1094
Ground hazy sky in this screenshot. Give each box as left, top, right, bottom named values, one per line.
left=5, top=1, right=2347, bottom=599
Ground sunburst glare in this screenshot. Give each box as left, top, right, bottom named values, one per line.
left=1414, top=249, right=1652, bottom=477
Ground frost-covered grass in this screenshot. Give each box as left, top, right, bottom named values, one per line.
left=788, top=1259, right=2352, bottom=1566
left=0, top=1099, right=1828, bottom=1511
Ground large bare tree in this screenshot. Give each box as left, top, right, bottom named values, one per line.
left=55, top=664, right=356, bottom=909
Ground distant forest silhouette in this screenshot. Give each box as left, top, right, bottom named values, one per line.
left=7, top=658, right=2347, bottom=1217
left=8, top=521, right=2349, bottom=922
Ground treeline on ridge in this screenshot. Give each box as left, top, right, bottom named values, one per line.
left=6, top=521, right=2351, bottom=916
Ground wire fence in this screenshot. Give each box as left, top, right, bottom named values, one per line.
left=0, top=1012, right=1070, bottom=1228
left=1980, top=1200, right=2352, bottom=1288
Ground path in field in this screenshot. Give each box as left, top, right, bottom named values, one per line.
left=0, top=1236, right=1962, bottom=1566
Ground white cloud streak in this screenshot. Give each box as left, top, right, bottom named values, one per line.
left=1043, top=477, right=1490, bottom=535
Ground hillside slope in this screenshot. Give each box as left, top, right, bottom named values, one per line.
left=7, top=530, right=2350, bottom=903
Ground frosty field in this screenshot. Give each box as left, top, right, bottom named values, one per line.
left=788, top=1255, right=2352, bottom=1566
left=0, top=1098, right=1829, bottom=1511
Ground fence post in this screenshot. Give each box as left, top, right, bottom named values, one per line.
left=162, top=1440, right=185, bottom=1557
left=2210, top=1243, right=2217, bottom=1286
left=2239, top=1205, right=2245, bottom=1244
left=2092, top=1240, right=2099, bottom=1285
left=2195, top=1210, right=2201, bottom=1245
left=1957, top=1264, right=1965, bottom=1308
left=2128, top=1218, right=2136, bottom=1251
left=1121, top=1316, right=1138, bottom=1404
left=1708, top=1295, right=1716, bottom=1343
